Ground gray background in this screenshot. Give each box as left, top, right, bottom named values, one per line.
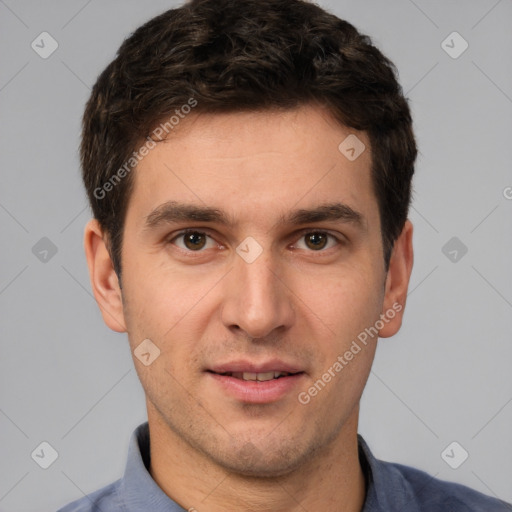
left=1, top=0, right=511, bottom=510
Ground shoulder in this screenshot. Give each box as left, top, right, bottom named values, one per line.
left=387, top=461, right=512, bottom=511
left=358, top=435, right=511, bottom=512
left=56, top=479, right=121, bottom=511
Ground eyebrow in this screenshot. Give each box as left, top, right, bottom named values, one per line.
left=284, top=203, right=363, bottom=227
left=144, top=201, right=232, bottom=230
left=143, top=200, right=364, bottom=231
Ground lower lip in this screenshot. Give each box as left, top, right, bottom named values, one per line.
left=206, top=372, right=305, bottom=404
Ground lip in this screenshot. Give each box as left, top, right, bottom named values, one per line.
left=206, top=371, right=306, bottom=404
left=205, top=359, right=306, bottom=404
left=208, top=359, right=304, bottom=374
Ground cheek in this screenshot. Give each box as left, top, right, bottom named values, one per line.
left=121, top=272, right=209, bottom=392
left=304, top=271, right=381, bottom=407
left=304, top=264, right=384, bottom=339
left=122, top=252, right=218, bottom=336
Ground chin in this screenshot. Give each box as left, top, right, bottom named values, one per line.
left=213, top=438, right=312, bottom=478
left=218, top=457, right=300, bottom=478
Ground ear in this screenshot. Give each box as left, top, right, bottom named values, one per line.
left=83, top=219, right=127, bottom=332
left=379, top=220, right=414, bottom=338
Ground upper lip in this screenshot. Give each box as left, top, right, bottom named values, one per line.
left=207, top=359, right=304, bottom=374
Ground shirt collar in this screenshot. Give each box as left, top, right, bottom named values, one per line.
left=118, top=422, right=186, bottom=511
left=358, top=434, right=422, bottom=511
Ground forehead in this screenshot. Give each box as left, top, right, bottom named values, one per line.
left=127, top=105, right=376, bottom=228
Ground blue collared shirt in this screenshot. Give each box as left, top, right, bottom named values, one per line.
left=58, top=422, right=511, bottom=511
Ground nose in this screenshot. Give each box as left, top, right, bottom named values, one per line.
left=221, top=248, right=295, bottom=339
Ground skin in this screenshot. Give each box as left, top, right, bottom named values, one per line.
left=84, top=105, right=413, bottom=512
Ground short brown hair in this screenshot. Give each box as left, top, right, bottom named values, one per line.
left=81, top=0, right=417, bottom=280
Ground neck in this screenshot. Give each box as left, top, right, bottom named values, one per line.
left=147, top=405, right=366, bottom=512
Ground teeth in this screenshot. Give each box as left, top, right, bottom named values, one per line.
left=228, top=371, right=290, bottom=381
left=256, top=372, right=276, bottom=381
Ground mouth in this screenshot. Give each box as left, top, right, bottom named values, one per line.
left=205, top=364, right=306, bottom=403
left=206, top=370, right=303, bottom=382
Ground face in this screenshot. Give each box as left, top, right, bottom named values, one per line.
left=86, top=105, right=412, bottom=477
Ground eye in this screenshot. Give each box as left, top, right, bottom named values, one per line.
left=294, top=231, right=339, bottom=251
left=170, top=230, right=217, bottom=251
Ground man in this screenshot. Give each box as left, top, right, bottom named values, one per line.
left=58, top=0, right=511, bottom=510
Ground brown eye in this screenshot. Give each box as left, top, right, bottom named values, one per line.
left=183, top=232, right=207, bottom=250
left=304, top=232, right=328, bottom=250
left=294, top=231, right=339, bottom=252
left=169, top=230, right=220, bottom=254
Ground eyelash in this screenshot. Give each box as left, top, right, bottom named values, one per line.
left=168, top=229, right=342, bottom=253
